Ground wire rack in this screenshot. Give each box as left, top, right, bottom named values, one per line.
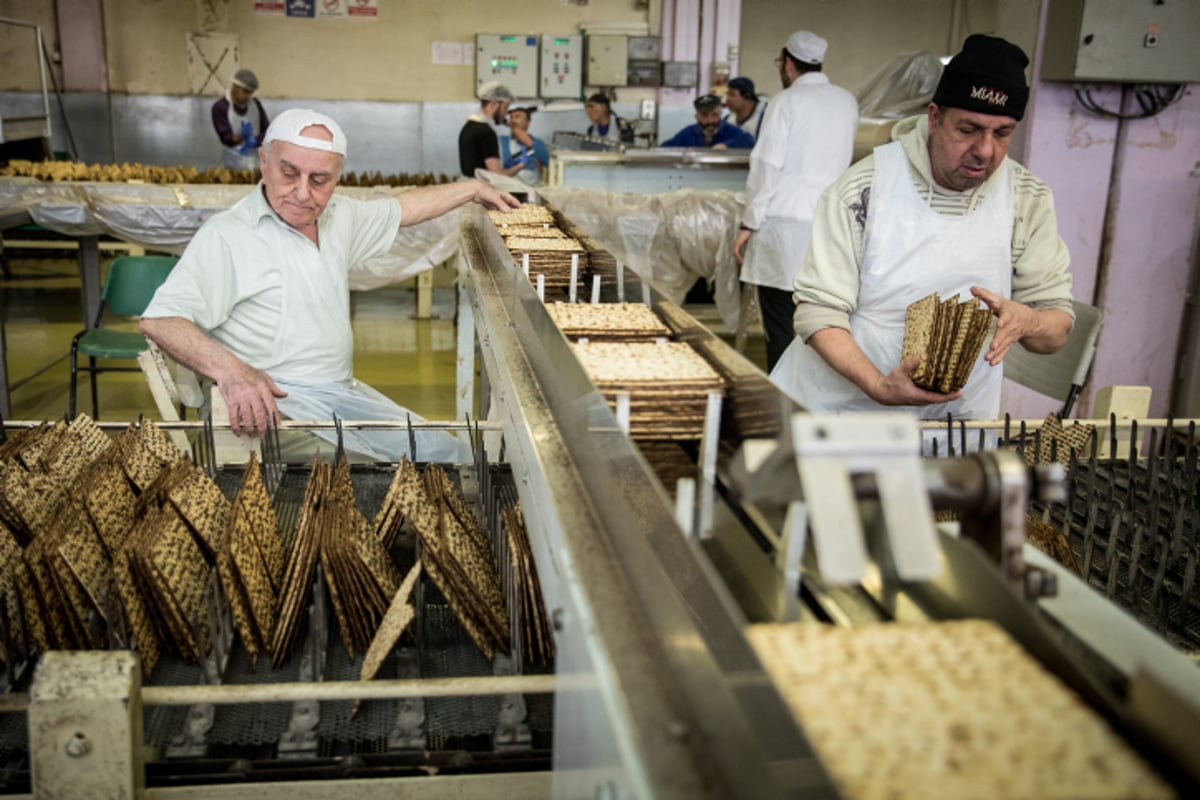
left=927, top=415, right=1200, bottom=653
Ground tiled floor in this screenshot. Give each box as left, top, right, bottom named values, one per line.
left=2, top=254, right=463, bottom=425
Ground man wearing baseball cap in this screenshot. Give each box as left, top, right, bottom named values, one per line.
left=661, top=93, right=756, bottom=149
left=723, top=77, right=767, bottom=140
left=459, top=81, right=529, bottom=178
left=212, top=68, right=270, bottom=170
left=771, top=34, right=1074, bottom=422
left=735, top=30, right=858, bottom=371
left=141, top=107, right=520, bottom=462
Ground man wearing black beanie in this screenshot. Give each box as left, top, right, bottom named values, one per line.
left=770, top=34, right=1076, bottom=424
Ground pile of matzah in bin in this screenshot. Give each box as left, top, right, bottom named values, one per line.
left=572, top=340, right=725, bottom=440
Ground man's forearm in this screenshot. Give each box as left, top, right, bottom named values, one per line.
left=396, top=180, right=481, bottom=226
left=1020, top=308, right=1073, bottom=354
left=139, top=316, right=244, bottom=386
left=807, top=326, right=881, bottom=400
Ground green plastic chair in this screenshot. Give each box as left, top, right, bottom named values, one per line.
left=69, top=254, right=178, bottom=419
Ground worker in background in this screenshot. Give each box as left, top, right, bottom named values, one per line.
left=661, top=94, right=756, bottom=149
left=141, top=108, right=520, bottom=462
left=458, top=81, right=528, bottom=178
left=735, top=31, right=858, bottom=371
left=724, top=76, right=767, bottom=140
left=212, top=68, right=270, bottom=170
left=499, top=106, right=551, bottom=185
left=585, top=93, right=634, bottom=144
left=770, top=34, right=1074, bottom=420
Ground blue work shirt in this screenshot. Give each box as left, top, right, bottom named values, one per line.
left=661, top=120, right=755, bottom=149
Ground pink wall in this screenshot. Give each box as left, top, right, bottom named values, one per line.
left=1002, top=61, right=1200, bottom=419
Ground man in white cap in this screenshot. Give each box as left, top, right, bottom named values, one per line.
left=141, top=108, right=520, bottom=462
left=734, top=31, right=857, bottom=372
left=770, top=35, right=1073, bottom=421
left=459, top=81, right=529, bottom=178
left=212, top=68, right=270, bottom=170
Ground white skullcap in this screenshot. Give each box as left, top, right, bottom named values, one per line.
left=262, top=108, right=348, bottom=156
left=785, top=31, right=828, bottom=65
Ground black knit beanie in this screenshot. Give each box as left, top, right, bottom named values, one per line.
left=932, top=34, right=1030, bottom=120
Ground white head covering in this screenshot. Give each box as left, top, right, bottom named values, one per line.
left=478, top=80, right=515, bottom=103
left=785, top=31, right=828, bottom=65
left=262, top=108, right=348, bottom=155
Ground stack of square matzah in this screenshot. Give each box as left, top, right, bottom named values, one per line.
left=748, top=620, right=1171, bottom=800
left=502, top=503, right=553, bottom=667
left=381, top=458, right=508, bottom=660
left=321, top=458, right=401, bottom=657
left=655, top=302, right=782, bottom=439
left=902, top=292, right=994, bottom=393
left=217, top=453, right=285, bottom=666
left=505, top=236, right=588, bottom=298
left=271, top=455, right=402, bottom=663
left=572, top=341, right=725, bottom=440
left=497, top=225, right=568, bottom=240
left=546, top=302, right=671, bottom=342
left=271, top=455, right=330, bottom=663
left=488, top=205, right=555, bottom=228
left=1022, top=414, right=1096, bottom=467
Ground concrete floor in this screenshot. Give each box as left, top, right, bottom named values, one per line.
left=2, top=253, right=462, bottom=425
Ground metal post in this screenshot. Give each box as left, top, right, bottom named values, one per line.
left=29, top=651, right=144, bottom=800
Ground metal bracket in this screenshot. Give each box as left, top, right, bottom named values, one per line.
left=792, top=414, right=940, bottom=584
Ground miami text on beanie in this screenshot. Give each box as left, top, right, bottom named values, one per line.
left=932, top=34, right=1029, bottom=120
left=262, top=108, right=348, bottom=155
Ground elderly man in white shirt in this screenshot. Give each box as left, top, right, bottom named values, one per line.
left=140, top=107, right=519, bottom=462
left=734, top=31, right=858, bottom=371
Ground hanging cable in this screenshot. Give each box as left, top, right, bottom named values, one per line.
left=1073, top=82, right=1187, bottom=120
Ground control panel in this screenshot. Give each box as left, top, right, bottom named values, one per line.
left=586, top=34, right=628, bottom=88
left=476, top=34, right=539, bottom=99
left=1041, top=0, right=1200, bottom=83
left=541, top=35, right=582, bottom=98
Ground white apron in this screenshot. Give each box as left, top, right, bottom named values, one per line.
left=741, top=215, right=812, bottom=292
left=770, top=141, right=1014, bottom=420
left=220, top=92, right=260, bottom=170
left=269, top=232, right=466, bottom=463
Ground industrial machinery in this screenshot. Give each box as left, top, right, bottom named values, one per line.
left=1, top=202, right=1198, bottom=799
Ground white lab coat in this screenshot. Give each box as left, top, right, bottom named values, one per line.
left=740, top=73, right=857, bottom=292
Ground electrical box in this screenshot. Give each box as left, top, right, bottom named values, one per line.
left=586, top=34, right=628, bottom=87
left=476, top=34, right=540, bottom=99
left=1040, top=0, right=1200, bottom=83
left=628, top=36, right=662, bottom=62
left=627, top=61, right=661, bottom=88
left=540, top=35, right=582, bottom=99
left=662, top=62, right=698, bottom=89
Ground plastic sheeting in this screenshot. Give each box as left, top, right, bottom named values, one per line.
left=853, top=51, right=944, bottom=119
left=0, top=178, right=465, bottom=289
left=537, top=186, right=745, bottom=331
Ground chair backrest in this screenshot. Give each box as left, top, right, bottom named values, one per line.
left=1004, top=299, right=1104, bottom=417
left=101, top=255, right=178, bottom=318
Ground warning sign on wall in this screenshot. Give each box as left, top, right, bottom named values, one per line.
left=285, top=0, right=315, bottom=17
left=347, top=0, right=379, bottom=18
left=253, top=1, right=284, bottom=14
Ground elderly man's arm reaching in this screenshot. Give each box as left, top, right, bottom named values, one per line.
left=397, top=179, right=519, bottom=225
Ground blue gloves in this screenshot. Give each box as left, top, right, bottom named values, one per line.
left=238, top=120, right=258, bottom=154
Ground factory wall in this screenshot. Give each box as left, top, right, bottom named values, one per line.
left=996, top=0, right=1200, bottom=419
left=738, top=0, right=999, bottom=96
